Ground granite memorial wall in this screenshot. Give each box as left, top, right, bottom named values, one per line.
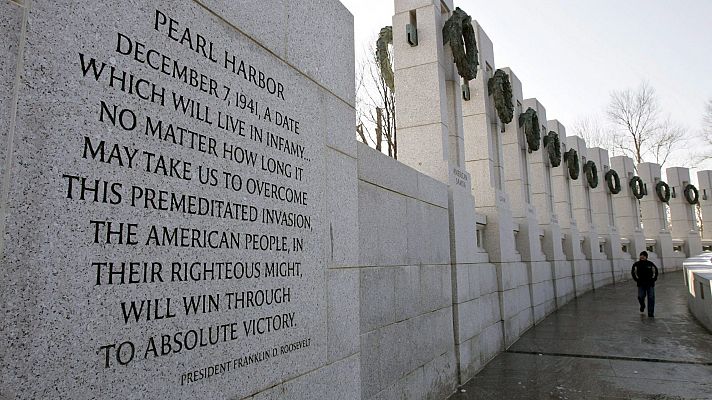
left=0, top=0, right=706, bottom=399
left=1, top=0, right=359, bottom=398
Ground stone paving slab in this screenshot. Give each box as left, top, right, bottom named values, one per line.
left=450, top=271, right=712, bottom=399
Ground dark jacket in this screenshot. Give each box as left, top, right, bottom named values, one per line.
left=631, top=260, right=658, bottom=287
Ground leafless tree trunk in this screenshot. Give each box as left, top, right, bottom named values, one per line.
left=701, top=99, right=712, bottom=152
left=355, top=31, right=397, bottom=159
left=606, top=81, right=685, bottom=167
left=572, top=116, right=615, bottom=151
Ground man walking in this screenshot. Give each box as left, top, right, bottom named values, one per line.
left=631, top=251, right=659, bottom=317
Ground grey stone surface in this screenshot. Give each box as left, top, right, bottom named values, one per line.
left=285, top=0, right=355, bottom=105
left=358, top=180, right=408, bottom=267
left=451, top=271, right=712, bottom=400
left=327, top=269, right=359, bottom=363
left=407, top=198, right=450, bottom=265
left=666, top=166, right=703, bottom=257
left=697, top=170, right=712, bottom=241
left=326, top=148, right=358, bottom=267
left=323, top=87, right=358, bottom=157
left=420, top=264, right=452, bottom=313
left=395, top=0, right=453, bottom=14
left=417, top=171, right=449, bottom=209
left=198, top=0, right=288, bottom=59
left=200, top=0, right=356, bottom=107
left=0, top=0, right=22, bottom=180
left=396, top=123, right=451, bottom=184
left=394, top=62, right=449, bottom=131
left=687, top=269, right=712, bottom=331
left=394, top=265, right=422, bottom=322
left=248, top=354, right=361, bottom=400
left=638, top=162, right=683, bottom=271
left=360, top=266, right=396, bottom=332
left=0, top=0, right=357, bottom=398
left=360, top=306, right=456, bottom=399
left=392, top=4, right=445, bottom=70
left=358, top=142, right=418, bottom=199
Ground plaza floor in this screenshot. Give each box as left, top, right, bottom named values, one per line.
left=449, top=271, right=712, bottom=400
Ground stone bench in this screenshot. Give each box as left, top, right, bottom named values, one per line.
left=683, top=254, right=712, bottom=332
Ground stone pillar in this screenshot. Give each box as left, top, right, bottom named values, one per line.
left=588, top=147, right=628, bottom=283
left=697, top=170, right=712, bottom=249
left=393, top=0, right=500, bottom=384
left=566, top=136, right=610, bottom=289
left=547, top=120, right=585, bottom=300
left=638, top=162, right=679, bottom=271
left=610, top=155, right=646, bottom=276
left=462, top=23, right=531, bottom=348
left=523, top=105, right=569, bottom=309
left=394, top=2, right=450, bottom=183
left=500, top=90, right=556, bottom=322
left=666, top=167, right=703, bottom=259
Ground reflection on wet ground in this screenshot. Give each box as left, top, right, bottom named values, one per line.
left=450, top=271, right=712, bottom=400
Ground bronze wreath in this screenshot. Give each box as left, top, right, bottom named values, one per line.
left=518, top=108, right=541, bottom=153
left=684, top=184, right=699, bottom=205
left=487, top=69, right=514, bottom=124
left=542, top=131, right=561, bottom=167
left=655, top=181, right=671, bottom=203
left=630, top=176, right=645, bottom=199
left=376, top=26, right=394, bottom=92
left=564, top=149, right=579, bottom=180
left=443, top=7, right=478, bottom=81
left=583, top=161, right=598, bottom=188
left=605, top=169, right=621, bottom=194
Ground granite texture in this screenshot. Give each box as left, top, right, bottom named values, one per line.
left=198, top=0, right=356, bottom=107
left=0, top=0, right=355, bottom=398
left=392, top=4, right=445, bottom=71
left=0, top=0, right=23, bottom=183
left=355, top=139, right=458, bottom=399
left=327, top=269, right=359, bottom=363
left=247, top=354, right=361, bottom=400
left=638, top=162, right=682, bottom=270
left=452, top=272, right=712, bottom=400
left=394, top=0, right=453, bottom=14
left=197, top=0, right=288, bottom=59
left=358, top=180, right=409, bottom=267
left=326, top=148, right=358, bottom=267
left=666, top=167, right=702, bottom=257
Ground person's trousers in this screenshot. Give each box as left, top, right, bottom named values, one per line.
left=638, top=286, right=655, bottom=316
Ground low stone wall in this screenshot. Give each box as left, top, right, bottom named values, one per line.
left=356, top=143, right=457, bottom=399
left=683, top=255, right=712, bottom=332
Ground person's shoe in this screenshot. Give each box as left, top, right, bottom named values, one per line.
left=648, top=314, right=654, bottom=318
left=640, top=305, right=645, bottom=312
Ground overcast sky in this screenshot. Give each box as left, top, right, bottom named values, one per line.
left=340, top=0, right=712, bottom=172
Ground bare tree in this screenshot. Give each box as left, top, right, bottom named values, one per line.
left=355, top=29, right=397, bottom=158
left=650, top=118, right=686, bottom=166
left=571, top=116, right=615, bottom=151
left=606, top=81, right=685, bottom=167
left=702, top=99, right=712, bottom=144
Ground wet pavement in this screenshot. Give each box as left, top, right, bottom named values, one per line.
left=449, top=271, right=712, bottom=400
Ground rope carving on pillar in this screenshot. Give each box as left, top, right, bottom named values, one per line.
left=564, top=149, right=579, bottom=180
left=518, top=108, right=541, bottom=152
left=655, top=181, right=671, bottom=203
left=487, top=69, right=513, bottom=124
left=542, top=131, right=562, bottom=167
left=630, top=176, right=645, bottom=199
left=376, top=26, right=395, bottom=92
left=684, top=184, right=699, bottom=205
left=583, top=161, right=598, bottom=188
left=605, top=169, right=621, bottom=194
left=442, top=7, right=478, bottom=81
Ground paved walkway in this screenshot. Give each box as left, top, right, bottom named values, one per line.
left=450, top=271, right=712, bottom=400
